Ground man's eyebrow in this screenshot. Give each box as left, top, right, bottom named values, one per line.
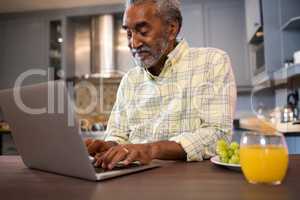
left=135, top=21, right=149, bottom=30
left=122, top=21, right=150, bottom=30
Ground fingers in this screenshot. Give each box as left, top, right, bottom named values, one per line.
left=95, top=146, right=131, bottom=169
left=94, top=144, right=153, bottom=169
left=94, top=152, right=105, bottom=160
left=87, top=140, right=106, bottom=156
left=94, top=147, right=114, bottom=167
left=123, top=150, right=138, bottom=165
left=107, top=149, right=129, bottom=169
left=84, top=138, right=93, bottom=147
left=101, top=147, right=121, bottom=168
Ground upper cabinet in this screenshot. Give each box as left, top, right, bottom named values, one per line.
left=245, top=0, right=262, bottom=42
left=244, top=0, right=282, bottom=86
left=180, top=1, right=205, bottom=47
left=280, top=0, right=300, bottom=65
left=204, top=0, right=251, bottom=90
left=180, top=0, right=252, bottom=91
left=273, top=0, right=300, bottom=83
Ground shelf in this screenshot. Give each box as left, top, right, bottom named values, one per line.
left=251, top=70, right=272, bottom=91
left=252, top=80, right=272, bottom=93
left=273, top=64, right=300, bottom=85
left=252, top=70, right=271, bottom=84
left=237, top=86, right=253, bottom=93
left=247, top=66, right=300, bottom=93
left=281, top=16, right=300, bottom=31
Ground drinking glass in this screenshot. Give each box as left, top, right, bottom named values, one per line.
left=240, top=132, right=289, bottom=185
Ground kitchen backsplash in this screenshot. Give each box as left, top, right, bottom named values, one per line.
left=74, top=77, right=122, bottom=125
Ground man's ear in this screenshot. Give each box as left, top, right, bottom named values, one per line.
left=167, top=21, right=179, bottom=41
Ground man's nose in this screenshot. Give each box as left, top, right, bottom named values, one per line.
left=129, top=33, right=143, bottom=49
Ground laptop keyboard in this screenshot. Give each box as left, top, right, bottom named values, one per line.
left=94, top=162, right=141, bottom=173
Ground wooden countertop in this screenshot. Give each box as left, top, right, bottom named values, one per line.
left=0, top=155, right=299, bottom=200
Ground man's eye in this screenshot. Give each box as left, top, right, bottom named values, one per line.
left=127, top=32, right=132, bottom=39
left=140, top=31, right=148, bottom=36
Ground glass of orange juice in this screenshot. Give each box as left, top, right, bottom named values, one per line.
left=240, top=132, right=289, bottom=185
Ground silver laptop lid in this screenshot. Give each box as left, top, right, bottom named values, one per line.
left=0, top=81, right=97, bottom=180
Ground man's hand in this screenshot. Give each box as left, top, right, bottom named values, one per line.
left=85, top=139, right=117, bottom=157
left=90, top=140, right=186, bottom=170
left=94, top=144, right=153, bottom=170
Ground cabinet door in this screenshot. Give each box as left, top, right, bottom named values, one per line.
left=245, top=0, right=262, bottom=42
left=179, top=1, right=205, bottom=47
left=204, top=0, right=251, bottom=89
left=0, top=19, right=48, bottom=89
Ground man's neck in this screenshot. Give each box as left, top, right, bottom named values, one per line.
left=147, top=40, right=177, bottom=77
left=147, top=55, right=168, bottom=76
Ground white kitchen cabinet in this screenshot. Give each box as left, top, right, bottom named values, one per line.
left=245, top=0, right=262, bottom=42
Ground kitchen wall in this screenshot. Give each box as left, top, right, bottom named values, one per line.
left=114, top=13, right=135, bottom=73
left=0, top=18, right=49, bottom=89
left=0, top=0, right=260, bottom=118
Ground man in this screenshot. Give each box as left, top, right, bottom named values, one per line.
left=86, top=0, right=236, bottom=170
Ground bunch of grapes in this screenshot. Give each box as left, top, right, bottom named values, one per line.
left=216, top=139, right=240, bottom=164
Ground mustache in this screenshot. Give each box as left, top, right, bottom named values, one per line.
left=131, top=46, right=152, bottom=55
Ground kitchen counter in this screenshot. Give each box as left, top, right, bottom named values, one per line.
left=235, top=117, right=300, bottom=134
left=0, top=155, right=299, bottom=200
left=234, top=117, right=300, bottom=154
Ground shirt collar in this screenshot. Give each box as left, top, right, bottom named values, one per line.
left=166, top=38, right=189, bottom=66
left=144, top=39, right=189, bottom=80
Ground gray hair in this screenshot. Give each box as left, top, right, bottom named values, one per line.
left=125, top=0, right=182, bottom=35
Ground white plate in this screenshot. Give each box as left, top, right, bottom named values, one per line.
left=210, top=156, right=241, bottom=171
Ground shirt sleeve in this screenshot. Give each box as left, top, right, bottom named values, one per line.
left=169, top=50, right=237, bottom=162
left=104, top=74, right=131, bottom=144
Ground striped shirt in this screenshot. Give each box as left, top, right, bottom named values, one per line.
left=105, top=39, right=237, bottom=161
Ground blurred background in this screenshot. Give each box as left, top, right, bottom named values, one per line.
left=0, top=0, right=300, bottom=155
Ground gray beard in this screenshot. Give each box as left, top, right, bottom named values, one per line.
left=133, top=56, right=151, bottom=69
left=133, top=39, right=169, bottom=70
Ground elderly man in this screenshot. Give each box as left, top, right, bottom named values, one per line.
left=86, top=0, right=236, bottom=169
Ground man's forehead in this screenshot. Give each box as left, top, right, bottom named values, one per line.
left=122, top=3, right=159, bottom=28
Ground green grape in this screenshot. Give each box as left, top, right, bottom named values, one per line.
left=227, top=149, right=233, bottom=157
left=229, top=155, right=239, bottom=164
left=234, top=149, right=240, bottom=156
left=221, top=156, right=229, bottom=163
left=219, top=150, right=228, bottom=159
left=216, top=139, right=241, bottom=164
left=217, top=139, right=228, bottom=148
left=236, top=157, right=240, bottom=164
left=230, top=142, right=239, bottom=150
left=216, top=139, right=228, bottom=154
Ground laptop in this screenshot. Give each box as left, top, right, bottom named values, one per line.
left=0, top=80, right=160, bottom=181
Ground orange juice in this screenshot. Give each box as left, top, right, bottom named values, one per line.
left=240, top=145, right=288, bottom=184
